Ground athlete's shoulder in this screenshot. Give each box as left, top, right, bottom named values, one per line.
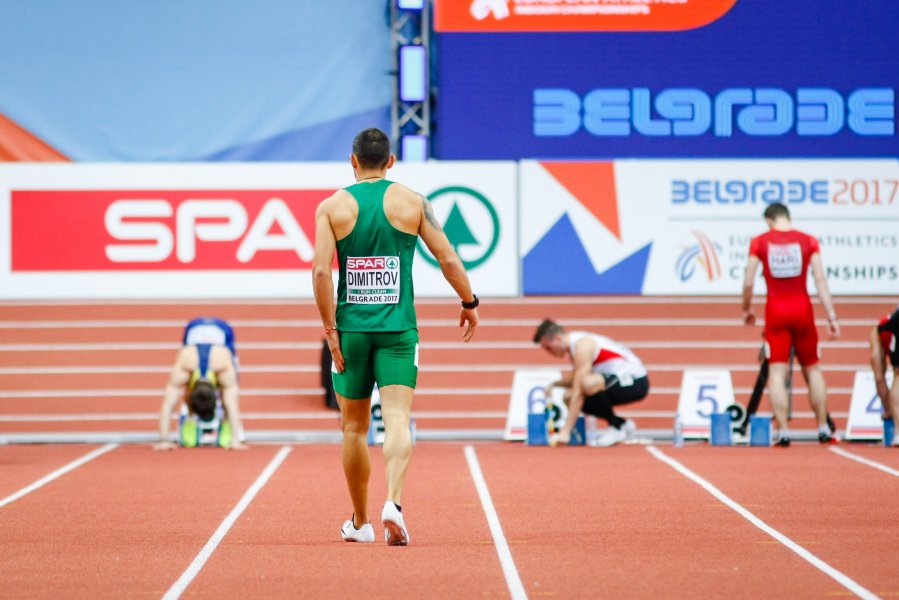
left=385, top=181, right=424, bottom=204
left=317, top=189, right=353, bottom=210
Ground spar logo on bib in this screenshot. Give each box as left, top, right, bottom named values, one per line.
left=346, top=256, right=400, bottom=304
left=768, top=243, right=802, bottom=278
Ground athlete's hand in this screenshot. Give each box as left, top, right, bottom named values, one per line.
left=742, top=309, right=756, bottom=326
left=153, top=441, right=177, bottom=451
left=460, top=307, right=479, bottom=342
left=827, top=319, right=840, bottom=339
left=227, top=440, right=249, bottom=451
left=327, top=329, right=345, bottom=372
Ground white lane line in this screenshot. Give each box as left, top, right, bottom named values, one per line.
left=0, top=363, right=869, bottom=376
left=830, top=447, right=899, bottom=478
left=162, top=445, right=292, bottom=600
left=0, top=443, right=118, bottom=509
left=0, top=386, right=856, bottom=400
left=0, top=410, right=508, bottom=422
left=463, top=445, right=527, bottom=600
left=0, top=340, right=870, bottom=352
left=646, top=446, right=879, bottom=600
left=0, top=296, right=886, bottom=306
left=0, top=317, right=873, bottom=329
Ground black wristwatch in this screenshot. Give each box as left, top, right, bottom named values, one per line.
left=461, top=294, right=479, bottom=309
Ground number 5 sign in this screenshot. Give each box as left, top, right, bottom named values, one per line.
left=677, top=370, right=736, bottom=439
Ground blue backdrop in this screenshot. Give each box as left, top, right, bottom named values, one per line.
left=0, top=1, right=391, bottom=161
left=433, top=0, right=898, bottom=159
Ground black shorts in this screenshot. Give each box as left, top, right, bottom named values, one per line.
left=582, top=375, right=649, bottom=412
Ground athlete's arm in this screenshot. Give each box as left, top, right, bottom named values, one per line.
left=741, top=255, right=761, bottom=326
left=154, top=349, right=191, bottom=450
left=557, top=339, right=595, bottom=444
left=215, top=349, right=247, bottom=450
left=312, top=195, right=345, bottom=372
left=416, top=194, right=479, bottom=342
left=870, top=326, right=891, bottom=415
left=809, top=252, right=840, bottom=338
left=544, top=372, right=574, bottom=401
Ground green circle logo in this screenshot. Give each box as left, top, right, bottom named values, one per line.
left=386, top=257, right=399, bottom=269
left=416, top=186, right=500, bottom=270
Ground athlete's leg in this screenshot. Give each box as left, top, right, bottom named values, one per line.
left=764, top=323, right=793, bottom=437
left=801, top=364, right=829, bottom=427
left=338, top=394, right=372, bottom=528
left=371, top=330, right=419, bottom=507
left=767, top=362, right=791, bottom=433
left=794, top=318, right=828, bottom=428
left=580, top=373, right=607, bottom=396
left=379, top=384, right=414, bottom=505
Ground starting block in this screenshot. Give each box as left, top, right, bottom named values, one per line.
left=527, top=410, right=584, bottom=446
left=676, top=370, right=737, bottom=440
left=749, top=415, right=772, bottom=446
left=179, top=405, right=231, bottom=448
left=845, top=370, right=893, bottom=440
left=709, top=413, right=732, bottom=446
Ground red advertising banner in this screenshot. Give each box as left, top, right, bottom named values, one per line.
left=435, top=0, right=738, bottom=32
left=11, top=189, right=332, bottom=271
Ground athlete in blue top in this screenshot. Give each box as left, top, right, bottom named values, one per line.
left=154, top=318, right=247, bottom=450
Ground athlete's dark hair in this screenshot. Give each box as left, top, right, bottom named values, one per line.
left=189, top=380, right=217, bottom=422
left=763, top=203, right=790, bottom=221
left=533, top=318, right=564, bottom=344
left=352, top=128, right=391, bottom=169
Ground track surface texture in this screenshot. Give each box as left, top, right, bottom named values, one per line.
left=0, top=296, right=889, bottom=440
left=1, top=296, right=897, bottom=598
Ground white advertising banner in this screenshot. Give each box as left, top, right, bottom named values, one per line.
left=0, top=162, right=518, bottom=299
left=520, top=159, right=899, bottom=295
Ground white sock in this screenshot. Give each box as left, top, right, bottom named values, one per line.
left=818, top=424, right=831, bottom=436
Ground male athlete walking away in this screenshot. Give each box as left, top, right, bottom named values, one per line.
left=741, top=203, right=840, bottom=446
left=312, top=128, right=479, bottom=545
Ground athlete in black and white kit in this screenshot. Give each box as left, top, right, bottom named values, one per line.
left=534, top=319, right=649, bottom=447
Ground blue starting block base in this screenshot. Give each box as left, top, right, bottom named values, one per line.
left=749, top=415, right=772, bottom=447
left=710, top=413, right=732, bottom=446
left=527, top=413, right=585, bottom=446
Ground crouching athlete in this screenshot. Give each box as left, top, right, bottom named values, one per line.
left=153, top=317, right=247, bottom=450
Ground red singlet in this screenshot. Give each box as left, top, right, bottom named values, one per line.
left=749, top=228, right=821, bottom=366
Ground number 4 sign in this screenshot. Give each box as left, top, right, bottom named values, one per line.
left=845, top=370, right=894, bottom=440
left=677, top=370, right=736, bottom=439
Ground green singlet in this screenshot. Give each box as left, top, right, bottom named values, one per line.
left=333, top=179, right=419, bottom=399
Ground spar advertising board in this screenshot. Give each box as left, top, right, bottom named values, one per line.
left=521, top=159, right=899, bottom=295
left=433, top=0, right=898, bottom=160
left=0, top=163, right=517, bottom=299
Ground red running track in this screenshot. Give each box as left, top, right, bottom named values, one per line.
left=0, top=296, right=891, bottom=440
left=1, top=441, right=897, bottom=598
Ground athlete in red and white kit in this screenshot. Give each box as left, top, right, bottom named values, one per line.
left=742, top=203, right=840, bottom=446
left=535, top=319, right=649, bottom=447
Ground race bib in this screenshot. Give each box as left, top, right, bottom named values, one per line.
left=346, top=256, right=400, bottom=304
left=767, top=243, right=802, bottom=278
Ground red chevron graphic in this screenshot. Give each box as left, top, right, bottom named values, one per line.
left=540, top=161, right=620, bottom=240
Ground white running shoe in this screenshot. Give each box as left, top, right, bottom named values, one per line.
left=341, top=519, right=375, bottom=543
left=892, top=431, right=899, bottom=447
left=593, top=425, right=628, bottom=447
left=381, top=501, right=410, bottom=546
left=622, top=419, right=637, bottom=438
